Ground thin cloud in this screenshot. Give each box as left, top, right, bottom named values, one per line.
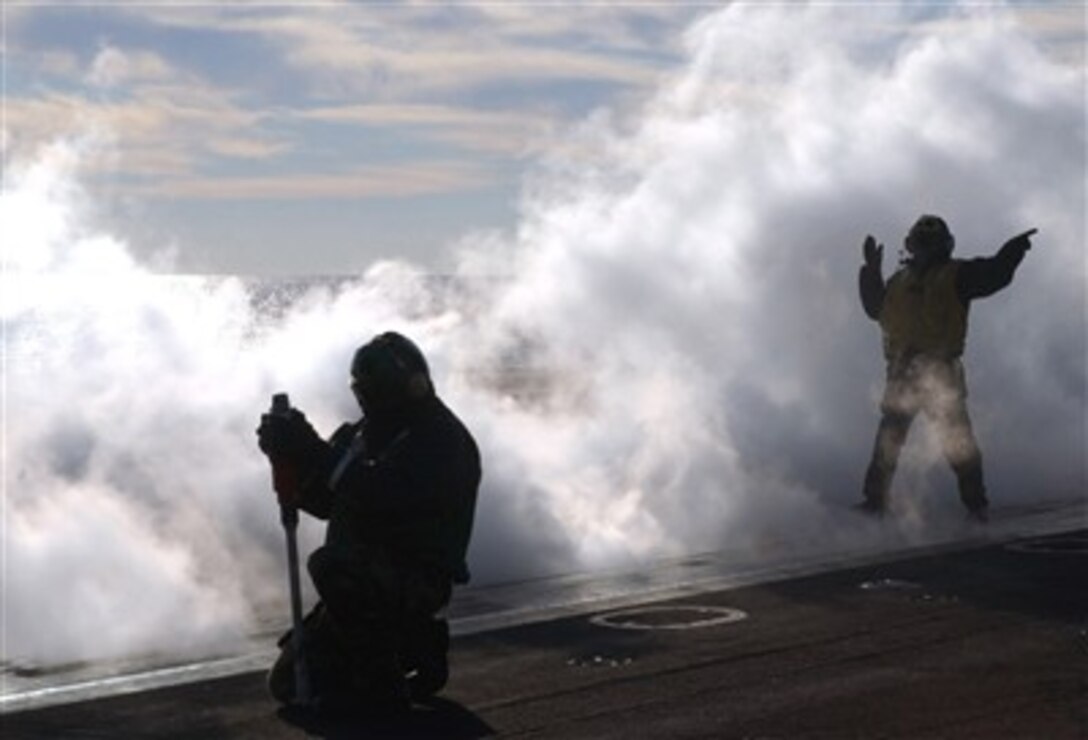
left=134, top=160, right=499, bottom=200
left=248, top=15, right=667, bottom=97
left=86, top=45, right=174, bottom=88
left=296, top=103, right=557, bottom=157
left=1015, top=5, right=1087, bottom=66
left=110, top=4, right=693, bottom=96
left=4, top=34, right=290, bottom=183
left=301, top=102, right=541, bottom=128
left=205, top=136, right=291, bottom=160
left=4, top=91, right=281, bottom=175
left=6, top=5, right=703, bottom=213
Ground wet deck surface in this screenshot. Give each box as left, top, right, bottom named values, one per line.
left=3, top=521, right=1086, bottom=738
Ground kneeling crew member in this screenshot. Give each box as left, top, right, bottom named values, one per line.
left=258, top=331, right=480, bottom=711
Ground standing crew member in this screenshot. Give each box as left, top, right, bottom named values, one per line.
left=258, top=331, right=480, bottom=713
left=857, top=215, right=1035, bottom=521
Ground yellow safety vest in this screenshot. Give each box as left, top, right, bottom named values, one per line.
left=879, top=260, right=968, bottom=361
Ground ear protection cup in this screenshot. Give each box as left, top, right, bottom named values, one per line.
left=405, top=372, right=432, bottom=399
left=376, top=332, right=432, bottom=398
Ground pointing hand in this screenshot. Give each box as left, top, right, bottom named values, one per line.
left=1003, top=228, right=1038, bottom=253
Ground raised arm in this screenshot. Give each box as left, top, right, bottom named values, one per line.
left=858, top=234, right=886, bottom=320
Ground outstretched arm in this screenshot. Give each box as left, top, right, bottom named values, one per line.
left=858, top=234, right=885, bottom=320
left=956, top=228, right=1036, bottom=302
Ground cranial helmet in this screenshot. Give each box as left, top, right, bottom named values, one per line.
left=905, top=214, right=955, bottom=258
left=350, top=331, right=433, bottom=412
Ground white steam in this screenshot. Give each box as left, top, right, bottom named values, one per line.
left=2, top=3, right=1084, bottom=665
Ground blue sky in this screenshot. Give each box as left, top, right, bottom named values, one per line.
left=2, top=3, right=1083, bottom=276
left=4, top=3, right=712, bottom=273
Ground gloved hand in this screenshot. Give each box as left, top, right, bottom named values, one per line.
left=1003, top=228, right=1037, bottom=254
left=863, top=235, right=884, bottom=272
left=257, top=407, right=324, bottom=464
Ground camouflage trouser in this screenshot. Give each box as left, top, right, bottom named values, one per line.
left=267, top=543, right=451, bottom=707
left=862, top=356, right=987, bottom=513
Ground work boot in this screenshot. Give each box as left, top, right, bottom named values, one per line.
left=358, top=655, right=411, bottom=716
left=407, top=656, right=448, bottom=701
left=403, top=618, right=450, bottom=701
left=315, top=649, right=409, bottom=718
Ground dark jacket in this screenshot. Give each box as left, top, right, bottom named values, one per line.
left=298, top=395, right=480, bottom=584
left=859, top=239, right=1029, bottom=322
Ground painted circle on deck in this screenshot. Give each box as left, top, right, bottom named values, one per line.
left=1005, top=535, right=1088, bottom=556
left=590, top=605, right=748, bottom=631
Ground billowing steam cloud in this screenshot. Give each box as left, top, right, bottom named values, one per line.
left=3, top=3, right=1084, bottom=666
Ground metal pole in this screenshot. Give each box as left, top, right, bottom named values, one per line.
left=269, top=392, right=311, bottom=705
left=281, top=504, right=311, bottom=705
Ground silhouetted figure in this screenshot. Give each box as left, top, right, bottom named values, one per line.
left=857, top=215, right=1036, bottom=521
left=258, top=332, right=480, bottom=714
